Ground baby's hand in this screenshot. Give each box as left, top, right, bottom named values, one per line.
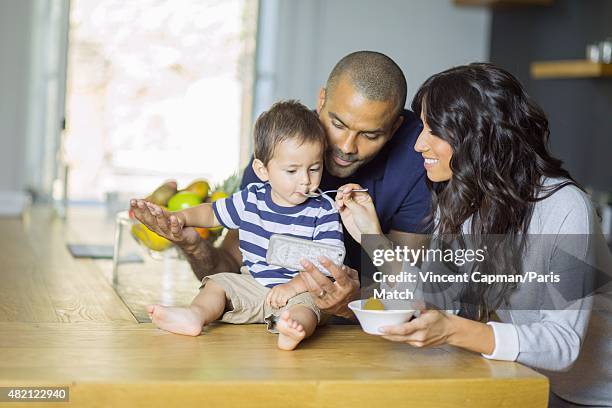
left=266, top=283, right=299, bottom=309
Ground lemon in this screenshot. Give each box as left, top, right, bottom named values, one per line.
left=206, top=191, right=229, bottom=232
left=210, top=190, right=229, bottom=202
left=363, top=297, right=385, bottom=311
left=131, top=223, right=173, bottom=252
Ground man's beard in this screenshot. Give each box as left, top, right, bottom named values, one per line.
left=325, top=148, right=361, bottom=178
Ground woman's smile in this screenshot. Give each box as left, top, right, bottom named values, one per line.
left=423, top=157, right=439, bottom=170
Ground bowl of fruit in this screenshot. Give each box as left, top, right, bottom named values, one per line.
left=348, top=298, right=415, bottom=335
left=127, top=173, right=241, bottom=258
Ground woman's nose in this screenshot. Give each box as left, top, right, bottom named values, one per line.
left=414, top=130, right=429, bottom=153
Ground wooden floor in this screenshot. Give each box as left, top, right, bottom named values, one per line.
left=0, top=207, right=549, bottom=407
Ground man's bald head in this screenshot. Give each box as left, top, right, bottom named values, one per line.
left=325, top=51, right=407, bottom=117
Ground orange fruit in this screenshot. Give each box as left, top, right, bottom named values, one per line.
left=195, top=227, right=210, bottom=240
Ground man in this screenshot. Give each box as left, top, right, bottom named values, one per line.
left=131, top=51, right=431, bottom=320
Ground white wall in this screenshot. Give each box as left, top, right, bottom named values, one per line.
left=0, top=0, right=33, bottom=193
left=0, top=0, right=68, bottom=210
left=254, top=0, right=491, bottom=116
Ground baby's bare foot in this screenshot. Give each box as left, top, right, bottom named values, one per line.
left=277, top=310, right=306, bottom=350
left=147, top=304, right=204, bottom=336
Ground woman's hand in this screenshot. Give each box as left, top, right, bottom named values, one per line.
left=335, top=184, right=382, bottom=243
left=379, top=309, right=495, bottom=354
left=379, top=309, right=455, bottom=348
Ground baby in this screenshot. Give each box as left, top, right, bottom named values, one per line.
left=143, top=100, right=344, bottom=350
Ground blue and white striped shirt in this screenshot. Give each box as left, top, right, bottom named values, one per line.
left=212, top=182, right=344, bottom=287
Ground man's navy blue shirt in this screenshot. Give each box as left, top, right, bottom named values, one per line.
left=239, top=109, right=432, bottom=275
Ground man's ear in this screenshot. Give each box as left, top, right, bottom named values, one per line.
left=316, top=87, right=326, bottom=114
left=252, top=158, right=269, bottom=182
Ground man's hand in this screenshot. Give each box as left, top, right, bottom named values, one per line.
left=130, top=199, right=199, bottom=250
left=299, top=257, right=360, bottom=319
left=265, top=283, right=299, bottom=309
left=130, top=199, right=241, bottom=281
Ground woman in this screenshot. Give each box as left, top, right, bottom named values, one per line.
left=328, top=63, right=611, bottom=407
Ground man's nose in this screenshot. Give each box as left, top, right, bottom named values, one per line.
left=339, top=132, right=358, bottom=155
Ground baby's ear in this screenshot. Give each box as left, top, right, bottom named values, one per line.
left=252, top=159, right=269, bottom=182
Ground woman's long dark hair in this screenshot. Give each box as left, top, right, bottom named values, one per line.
left=411, top=63, right=580, bottom=320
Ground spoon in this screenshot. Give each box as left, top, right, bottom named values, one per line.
left=300, top=188, right=368, bottom=198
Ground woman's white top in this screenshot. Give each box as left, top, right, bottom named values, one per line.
left=475, top=179, right=611, bottom=406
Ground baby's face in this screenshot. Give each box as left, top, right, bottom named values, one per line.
left=265, top=138, right=324, bottom=207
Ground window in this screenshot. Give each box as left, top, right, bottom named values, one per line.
left=64, top=0, right=257, bottom=202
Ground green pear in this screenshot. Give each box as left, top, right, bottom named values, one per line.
left=145, top=181, right=178, bottom=206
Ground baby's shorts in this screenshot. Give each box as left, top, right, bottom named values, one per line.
left=200, top=267, right=323, bottom=333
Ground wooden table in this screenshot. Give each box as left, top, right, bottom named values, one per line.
left=0, top=207, right=549, bottom=407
